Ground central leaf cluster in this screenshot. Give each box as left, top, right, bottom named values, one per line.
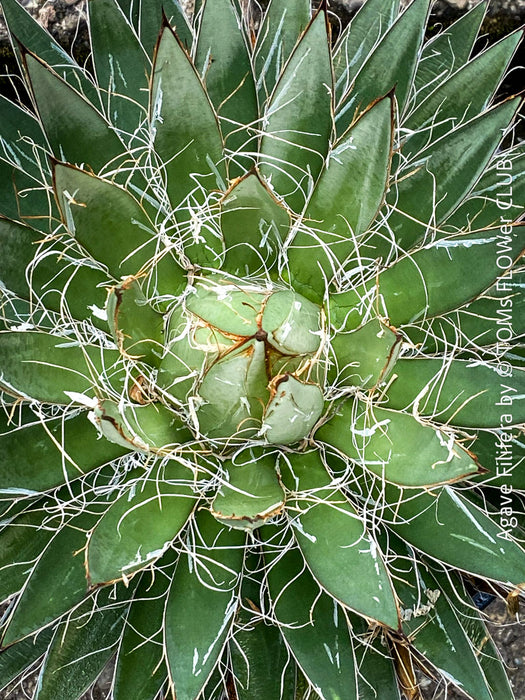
left=157, top=277, right=325, bottom=444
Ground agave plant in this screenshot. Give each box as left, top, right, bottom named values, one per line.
left=0, top=0, right=524, bottom=697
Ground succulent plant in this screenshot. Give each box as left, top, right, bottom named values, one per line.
left=0, top=0, right=524, bottom=697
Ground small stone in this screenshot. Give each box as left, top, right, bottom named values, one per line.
left=37, top=5, right=56, bottom=28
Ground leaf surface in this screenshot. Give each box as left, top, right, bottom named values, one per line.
left=151, top=24, right=225, bottom=223
left=87, top=463, right=197, bottom=584
left=317, top=399, right=479, bottom=487
left=195, top=0, right=257, bottom=158
left=404, top=31, right=521, bottom=156
left=385, top=357, right=525, bottom=427
left=412, top=2, right=486, bottom=103
left=230, top=553, right=296, bottom=700
left=333, top=0, right=400, bottom=104
left=0, top=628, right=53, bottom=692
left=2, top=0, right=100, bottom=105
left=328, top=318, right=400, bottom=389
left=2, top=506, right=109, bottom=645
left=0, top=331, right=121, bottom=404
left=387, top=485, right=525, bottom=585
left=336, top=0, right=429, bottom=135
left=35, top=587, right=132, bottom=700
left=0, top=408, right=126, bottom=494
left=165, top=510, right=245, bottom=700
left=211, top=450, right=284, bottom=530
left=377, top=227, right=524, bottom=326
left=259, top=10, right=332, bottom=214
left=89, top=0, right=150, bottom=133
left=289, top=95, right=392, bottom=300
left=113, top=551, right=177, bottom=700
left=262, top=532, right=357, bottom=700
left=384, top=98, right=520, bottom=252
left=254, top=0, right=311, bottom=102
left=53, top=163, right=185, bottom=298
left=282, top=451, right=399, bottom=628
left=0, top=217, right=109, bottom=325
left=106, top=278, right=165, bottom=366
left=25, top=55, right=122, bottom=171
left=221, top=172, right=290, bottom=277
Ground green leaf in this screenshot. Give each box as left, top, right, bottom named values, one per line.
left=412, top=2, right=486, bottom=104
left=384, top=357, right=525, bottom=428
left=165, top=509, right=245, bottom=700
left=376, top=227, right=524, bottom=326
left=53, top=163, right=185, bottom=299
left=444, top=147, right=525, bottom=230
left=0, top=217, right=110, bottom=325
left=0, top=159, right=56, bottom=230
left=211, top=449, right=285, bottom=530
left=317, top=399, right=480, bottom=487
left=1, top=0, right=101, bottom=106
left=384, top=97, right=521, bottom=252
left=230, top=552, right=296, bottom=700
left=393, top=551, right=495, bottom=700
left=352, top=621, right=401, bottom=699
left=35, top=586, right=131, bottom=700
left=311, top=95, right=393, bottom=237
left=220, top=172, right=290, bottom=277
left=120, top=0, right=192, bottom=56
left=107, top=278, right=165, bottom=366
left=0, top=505, right=55, bottom=602
left=261, top=375, right=324, bottom=446
left=412, top=569, right=513, bottom=700
left=328, top=318, right=400, bottom=389
left=24, top=55, right=123, bottom=171
left=0, top=296, right=53, bottom=334
left=403, top=268, right=525, bottom=354
left=336, top=0, right=429, bottom=135
left=157, top=304, right=236, bottom=402
left=404, top=30, right=521, bottom=158
left=333, top=0, right=400, bottom=105
left=325, top=286, right=373, bottom=333
left=197, top=339, right=269, bottom=439
left=88, top=0, right=150, bottom=133
left=282, top=451, right=400, bottom=628
left=470, top=427, right=525, bottom=491
left=151, top=24, right=226, bottom=228
left=2, top=505, right=106, bottom=645
left=2, top=467, right=134, bottom=644
left=262, top=530, right=357, bottom=699
left=259, top=9, right=332, bottom=214
left=0, top=93, right=48, bottom=180
left=262, top=289, right=321, bottom=355
left=254, top=0, right=311, bottom=102
left=87, top=462, right=197, bottom=584
left=92, top=400, right=192, bottom=453
left=387, top=485, right=525, bottom=586
left=0, top=408, right=127, bottom=494
left=0, top=331, right=122, bottom=404
left=0, top=628, right=53, bottom=692
left=289, top=95, right=393, bottom=300
left=195, top=0, right=258, bottom=158
left=160, top=0, right=193, bottom=50
left=185, top=275, right=263, bottom=336
left=113, top=550, right=177, bottom=700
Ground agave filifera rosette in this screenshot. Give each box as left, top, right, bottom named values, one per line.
left=0, top=0, right=524, bottom=697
